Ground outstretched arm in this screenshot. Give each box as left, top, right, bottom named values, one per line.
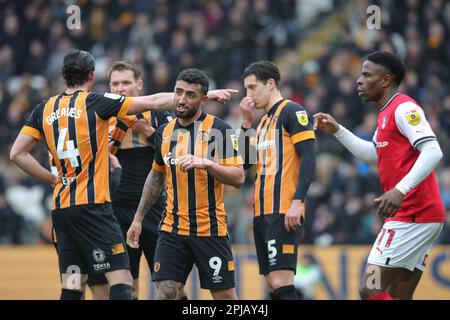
left=128, top=92, right=175, bottom=114
left=314, top=112, right=377, bottom=163
left=128, top=89, right=239, bottom=115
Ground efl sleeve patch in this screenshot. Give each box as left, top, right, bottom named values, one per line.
left=296, top=110, right=309, bottom=126
left=406, top=110, right=421, bottom=125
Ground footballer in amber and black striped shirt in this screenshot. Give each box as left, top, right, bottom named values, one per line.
left=126, top=68, right=243, bottom=299
left=239, top=61, right=316, bottom=300
left=10, top=49, right=176, bottom=300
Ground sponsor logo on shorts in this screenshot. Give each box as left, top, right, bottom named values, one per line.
left=212, top=275, right=223, bottom=283
left=92, top=248, right=110, bottom=271
left=93, top=262, right=111, bottom=271
left=154, top=261, right=160, bottom=273
left=376, top=246, right=384, bottom=256
left=92, top=249, right=106, bottom=263
left=269, top=258, right=277, bottom=266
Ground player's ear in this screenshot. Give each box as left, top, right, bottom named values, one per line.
left=136, top=79, right=144, bottom=92
left=382, top=73, right=393, bottom=88
left=267, top=78, right=276, bottom=90
left=201, top=94, right=208, bottom=105
left=88, top=71, right=95, bottom=83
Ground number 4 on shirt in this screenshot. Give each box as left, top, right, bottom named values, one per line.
left=57, top=128, right=80, bottom=168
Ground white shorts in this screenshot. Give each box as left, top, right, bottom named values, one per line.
left=367, top=221, right=443, bottom=271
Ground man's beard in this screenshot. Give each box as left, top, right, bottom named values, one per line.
left=175, top=105, right=200, bottom=119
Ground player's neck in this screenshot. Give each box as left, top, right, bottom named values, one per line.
left=376, top=89, right=398, bottom=110
left=265, top=92, right=284, bottom=113
left=65, top=84, right=90, bottom=95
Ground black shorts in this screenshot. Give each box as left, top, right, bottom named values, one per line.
left=51, top=204, right=130, bottom=278
left=87, top=201, right=164, bottom=286
left=152, top=231, right=235, bottom=290
left=253, top=214, right=301, bottom=275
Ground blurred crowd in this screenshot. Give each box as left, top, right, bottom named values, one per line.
left=0, top=0, right=449, bottom=246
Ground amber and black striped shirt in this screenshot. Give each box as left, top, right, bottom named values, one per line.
left=20, top=91, right=132, bottom=211
left=253, top=99, right=315, bottom=217
left=109, top=111, right=173, bottom=153
left=152, top=112, right=242, bottom=237
left=108, top=111, right=172, bottom=206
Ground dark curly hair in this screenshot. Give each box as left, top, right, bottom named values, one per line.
left=61, top=50, right=95, bottom=87
left=176, top=68, right=209, bottom=96
left=366, top=51, right=406, bottom=86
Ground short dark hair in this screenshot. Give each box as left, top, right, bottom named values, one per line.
left=243, top=61, right=281, bottom=88
left=61, top=50, right=95, bottom=87
left=108, top=61, right=141, bottom=81
left=365, top=51, right=406, bottom=86
left=176, top=68, right=209, bottom=96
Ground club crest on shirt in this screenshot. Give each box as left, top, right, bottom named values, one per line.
left=230, top=134, right=238, bottom=151
left=406, top=110, right=421, bottom=126
left=197, top=130, right=209, bottom=143
left=381, top=116, right=387, bottom=129
left=296, top=110, right=309, bottom=126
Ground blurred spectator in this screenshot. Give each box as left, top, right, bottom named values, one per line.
left=294, top=254, right=322, bottom=299
left=0, top=192, right=23, bottom=244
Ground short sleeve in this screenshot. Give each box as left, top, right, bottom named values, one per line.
left=280, top=102, right=315, bottom=144
left=213, top=119, right=243, bottom=166
left=155, top=111, right=174, bottom=128
left=88, top=93, right=133, bottom=120
left=152, top=125, right=166, bottom=172
left=394, top=102, right=437, bottom=149
left=20, top=103, right=43, bottom=140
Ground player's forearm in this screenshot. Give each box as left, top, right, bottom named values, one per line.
left=293, top=140, right=316, bottom=201
left=11, top=152, right=56, bottom=186
left=395, top=140, right=442, bottom=195
left=129, top=93, right=174, bottom=114
left=239, top=126, right=256, bottom=169
left=334, top=125, right=378, bottom=163
left=207, top=162, right=245, bottom=188
left=134, top=169, right=165, bottom=222
left=141, top=125, right=155, bottom=139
